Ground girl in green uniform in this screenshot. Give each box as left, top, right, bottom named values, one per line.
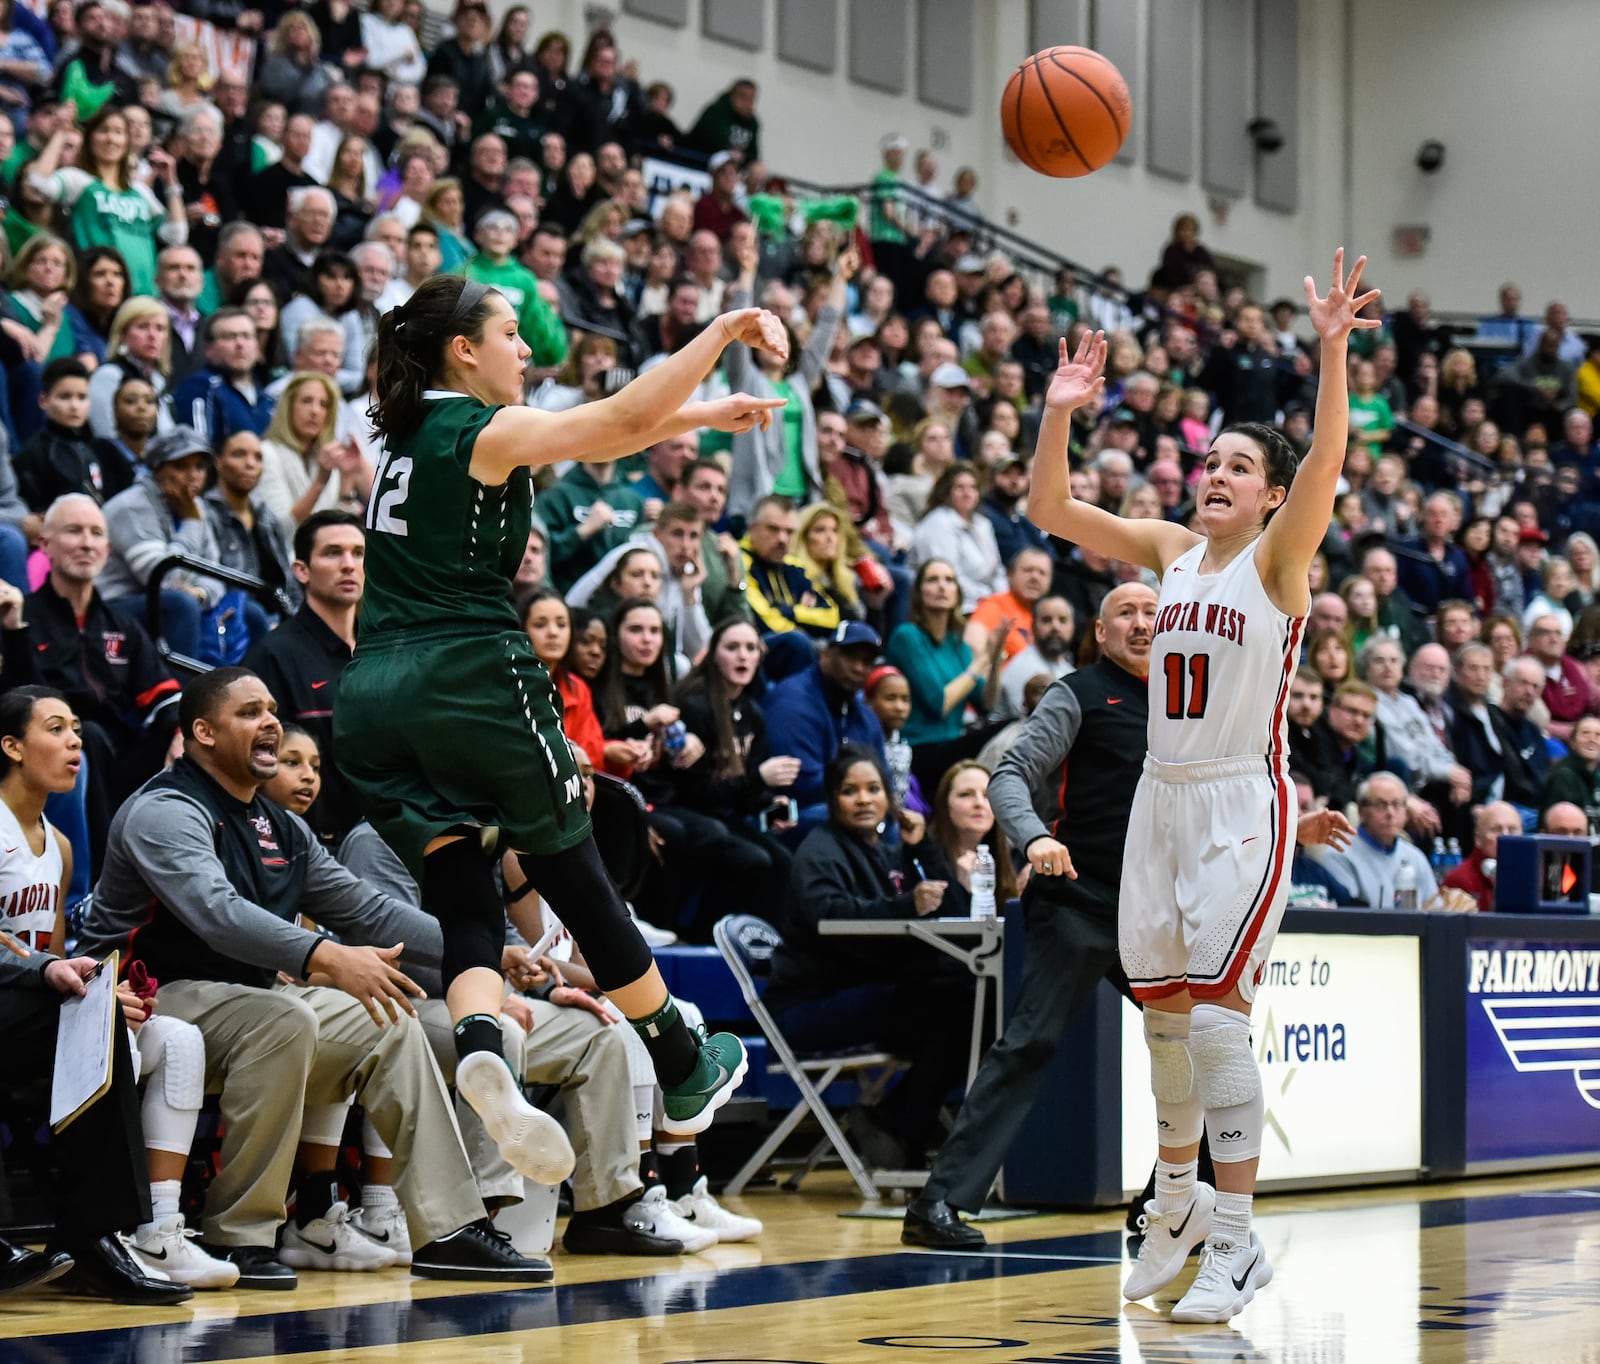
left=26, top=103, right=187, bottom=298
left=336, top=275, right=786, bottom=1182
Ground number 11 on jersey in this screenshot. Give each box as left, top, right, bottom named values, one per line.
left=1163, top=651, right=1210, bottom=719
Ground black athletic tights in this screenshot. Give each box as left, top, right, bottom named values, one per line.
left=421, top=834, right=654, bottom=994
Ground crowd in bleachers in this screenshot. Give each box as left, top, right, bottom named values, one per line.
left=2, top=0, right=1600, bottom=1307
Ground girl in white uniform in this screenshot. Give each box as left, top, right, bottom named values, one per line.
left=1029, top=252, right=1379, bottom=1322
left=0, top=686, right=237, bottom=1290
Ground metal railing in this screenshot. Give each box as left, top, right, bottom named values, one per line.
left=145, top=554, right=293, bottom=675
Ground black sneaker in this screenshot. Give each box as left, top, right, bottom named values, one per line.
left=195, top=1242, right=298, bottom=1290
left=412, top=1221, right=555, bottom=1283
left=562, top=1211, right=684, bottom=1257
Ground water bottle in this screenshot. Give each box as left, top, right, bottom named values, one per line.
left=1393, top=859, right=1419, bottom=911
left=663, top=720, right=687, bottom=757
left=885, top=730, right=913, bottom=802
left=1446, top=837, right=1463, bottom=871
left=1430, top=837, right=1447, bottom=876
left=970, top=844, right=997, bottom=919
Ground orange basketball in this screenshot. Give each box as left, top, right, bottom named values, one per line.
left=1001, top=46, right=1131, bottom=178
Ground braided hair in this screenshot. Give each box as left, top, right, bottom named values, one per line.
left=368, top=276, right=501, bottom=441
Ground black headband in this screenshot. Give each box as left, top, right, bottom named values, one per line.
left=448, top=279, right=492, bottom=329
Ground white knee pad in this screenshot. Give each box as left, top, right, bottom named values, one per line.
left=137, top=1014, right=206, bottom=1112
left=1144, top=1009, right=1204, bottom=1146
left=1189, top=1003, right=1263, bottom=1162
left=299, top=1098, right=355, bottom=1147
left=362, top=1113, right=393, bottom=1160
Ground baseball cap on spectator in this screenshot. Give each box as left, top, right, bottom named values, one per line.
left=146, top=427, right=212, bottom=469
left=830, top=621, right=882, bottom=651
left=708, top=150, right=739, bottom=173
left=955, top=254, right=986, bottom=274
left=845, top=398, right=888, bottom=425
left=1519, top=527, right=1549, bottom=544
left=620, top=218, right=654, bottom=239
left=880, top=133, right=908, bottom=153
left=928, top=363, right=971, bottom=390
left=1108, top=407, right=1138, bottom=427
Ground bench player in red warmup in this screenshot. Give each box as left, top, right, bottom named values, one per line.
left=1029, top=251, right=1380, bottom=1322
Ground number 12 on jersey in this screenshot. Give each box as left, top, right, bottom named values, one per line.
left=1163, top=651, right=1210, bottom=719
left=367, top=449, right=413, bottom=536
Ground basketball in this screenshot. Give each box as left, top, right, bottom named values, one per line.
left=1001, top=46, right=1131, bottom=178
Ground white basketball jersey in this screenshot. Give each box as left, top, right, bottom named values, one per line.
left=0, top=799, right=63, bottom=954
left=1147, top=539, right=1305, bottom=767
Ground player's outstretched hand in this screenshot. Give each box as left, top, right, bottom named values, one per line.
left=719, top=307, right=790, bottom=361
left=1304, top=248, right=1382, bottom=343
left=1296, top=808, right=1355, bottom=850
left=1044, top=329, right=1106, bottom=413
left=1027, top=836, right=1077, bottom=880
left=701, top=391, right=788, bottom=434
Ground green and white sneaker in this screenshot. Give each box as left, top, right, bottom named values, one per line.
left=660, top=1030, right=749, bottom=1135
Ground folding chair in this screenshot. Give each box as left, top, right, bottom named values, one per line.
left=714, top=914, right=905, bottom=1201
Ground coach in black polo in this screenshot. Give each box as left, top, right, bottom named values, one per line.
left=244, top=509, right=364, bottom=846
left=904, top=581, right=1159, bottom=1248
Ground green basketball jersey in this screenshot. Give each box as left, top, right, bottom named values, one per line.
left=358, top=391, right=532, bottom=640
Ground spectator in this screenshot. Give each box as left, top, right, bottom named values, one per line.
left=255, top=10, right=334, bottom=115
left=538, top=449, right=646, bottom=590
left=1519, top=300, right=1587, bottom=366
left=428, top=1, right=494, bottom=126
left=1451, top=641, right=1542, bottom=818
left=980, top=454, right=1050, bottom=564
left=1544, top=801, right=1590, bottom=837
left=682, top=229, right=727, bottom=320
left=686, top=78, right=760, bottom=164
left=78, top=667, right=554, bottom=1288
left=204, top=428, right=295, bottom=607
left=18, top=357, right=133, bottom=509
left=61, top=244, right=129, bottom=366
left=262, top=186, right=337, bottom=302
left=1499, top=325, right=1578, bottom=434
left=562, top=240, right=636, bottom=360
left=3, top=232, right=74, bottom=374
left=965, top=545, right=1052, bottom=663
left=691, top=151, right=748, bottom=242
left=171, top=307, right=275, bottom=442
left=22, top=495, right=179, bottom=856
left=242, top=509, right=363, bottom=845
left=28, top=99, right=184, bottom=299
left=738, top=494, right=842, bottom=639
left=567, top=504, right=713, bottom=663
left=1361, top=545, right=1429, bottom=655
left=1315, top=771, right=1437, bottom=909
left=886, top=418, right=955, bottom=538
left=259, top=370, right=370, bottom=526
left=1359, top=635, right=1468, bottom=808
left=98, top=425, right=239, bottom=657
left=1540, top=713, right=1600, bottom=827
left=886, top=558, right=1005, bottom=786
left=1442, top=801, right=1523, bottom=911
left=1497, top=655, right=1552, bottom=801
left=197, top=223, right=265, bottom=315
left=1393, top=493, right=1472, bottom=614
left=910, top=465, right=1005, bottom=609
left=1199, top=303, right=1301, bottom=425
left=463, top=210, right=568, bottom=370
left=724, top=244, right=851, bottom=521
left=669, top=617, right=797, bottom=930
left=153, top=245, right=205, bottom=385
left=792, top=502, right=880, bottom=624
left=678, top=457, right=751, bottom=626
left=764, top=744, right=972, bottom=1170
left=520, top=588, right=605, bottom=768
left=86, top=296, right=175, bottom=441
left=762, top=621, right=886, bottom=822
left=1527, top=611, right=1595, bottom=741
left=994, top=594, right=1075, bottom=723
left=1158, top=212, right=1215, bottom=286
left=90, top=372, right=157, bottom=484
left=362, top=0, right=427, bottom=86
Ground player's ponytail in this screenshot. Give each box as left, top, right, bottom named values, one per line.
left=1224, top=421, right=1300, bottom=524
left=368, top=276, right=501, bottom=441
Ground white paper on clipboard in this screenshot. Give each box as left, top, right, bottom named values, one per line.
left=50, top=952, right=119, bottom=1131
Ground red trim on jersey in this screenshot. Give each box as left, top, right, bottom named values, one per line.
left=1132, top=979, right=1192, bottom=1003
left=1266, top=615, right=1304, bottom=766
left=136, top=678, right=181, bottom=711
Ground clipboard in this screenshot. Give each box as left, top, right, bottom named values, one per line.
left=50, top=950, right=119, bottom=1133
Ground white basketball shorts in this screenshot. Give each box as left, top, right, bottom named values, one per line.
left=1119, top=753, right=1297, bottom=1004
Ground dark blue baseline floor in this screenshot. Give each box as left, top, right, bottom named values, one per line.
left=5, top=1189, right=1599, bottom=1363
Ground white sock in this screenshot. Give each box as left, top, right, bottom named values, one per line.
left=150, top=1179, right=182, bottom=1222
left=1212, top=1189, right=1252, bottom=1245
left=362, top=1182, right=400, bottom=1211
left=1154, top=1158, right=1197, bottom=1215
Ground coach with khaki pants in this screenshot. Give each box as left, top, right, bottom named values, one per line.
left=79, top=667, right=553, bottom=1287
